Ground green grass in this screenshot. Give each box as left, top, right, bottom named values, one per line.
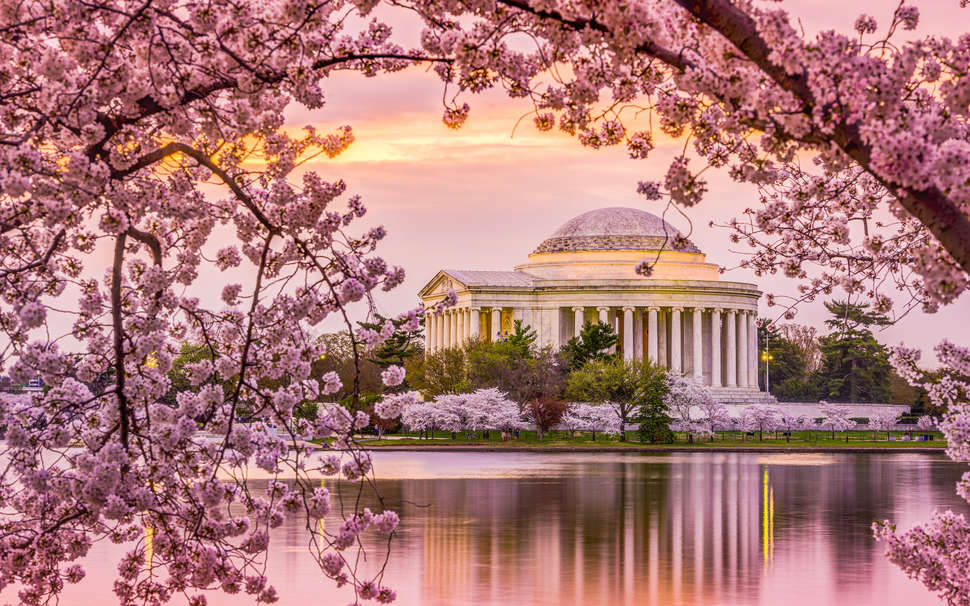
left=356, top=429, right=946, bottom=449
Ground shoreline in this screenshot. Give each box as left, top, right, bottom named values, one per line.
left=357, top=444, right=947, bottom=454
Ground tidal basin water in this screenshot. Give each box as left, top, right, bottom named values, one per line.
left=51, top=451, right=969, bottom=605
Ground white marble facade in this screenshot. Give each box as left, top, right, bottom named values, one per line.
left=418, top=208, right=764, bottom=394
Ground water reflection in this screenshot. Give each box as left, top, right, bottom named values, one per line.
left=28, top=452, right=966, bottom=606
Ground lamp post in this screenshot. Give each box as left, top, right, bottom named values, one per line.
left=761, top=348, right=773, bottom=402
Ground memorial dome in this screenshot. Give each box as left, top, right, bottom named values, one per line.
left=532, top=207, right=700, bottom=254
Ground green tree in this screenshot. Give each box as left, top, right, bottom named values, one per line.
left=312, top=331, right=383, bottom=408
left=501, top=320, right=537, bottom=358
left=466, top=333, right=567, bottom=439
left=565, top=358, right=667, bottom=442
left=757, top=320, right=813, bottom=401
left=812, top=301, right=893, bottom=403
left=164, top=343, right=219, bottom=407
left=406, top=348, right=468, bottom=398
left=636, top=366, right=674, bottom=444
left=562, top=321, right=618, bottom=370
left=357, top=312, right=424, bottom=371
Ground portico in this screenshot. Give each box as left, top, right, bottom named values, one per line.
left=418, top=207, right=765, bottom=399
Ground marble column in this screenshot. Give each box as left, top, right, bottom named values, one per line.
left=692, top=308, right=703, bottom=381
left=623, top=306, right=635, bottom=361
left=443, top=310, right=452, bottom=348
left=425, top=313, right=433, bottom=353
left=647, top=307, right=659, bottom=363
left=658, top=309, right=668, bottom=367
left=737, top=310, right=748, bottom=389
left=748, top=312, right=759, bottom=388
left=670, top=307, right=683, bottom=374
left=598, top=306, right=609, bottom=325
left=710, top=308, right=722, bottom=387
left=457, top=308, right=465, bottom=347
left=470, top=307, right=480, bottom=340
left=547, top=308, right=561, bottom=349
left=634, top=308, right=644, bottom=360
left=491, top=307, right=502, bottom=341
left=435, top=313, right=444, bottom=351
left=725, top=310, right=737, bottom=387
left=573, top=306, right=585, bottom=340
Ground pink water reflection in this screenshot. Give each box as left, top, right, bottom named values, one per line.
left=16, top=452, right=962, bottom=606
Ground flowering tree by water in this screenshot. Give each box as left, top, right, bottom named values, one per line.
left=565, top=358, right=667, bottom=442
left=398, top=388, right=525, bottom=436
left=739, top=404, right=781, bottom=441
left=407, top=0, right=970, bottom=317
left=5, top=0, right=970, bottom=603
left=916, top=415, right=938, bottom=433
left=0, top=1, right=459, bottom=603
left=665, top=374, right=716, bottom=442
left=559, top=403, right=622, bottom=441
left=875, top=343, right=970, bottom=604
left=698, top=400, right=732, bottom=441
left=870, top=410, right=903, bottom=440
left=776, top=413, right=809, bottom=443
left=819, top=402, right=855, bottom=442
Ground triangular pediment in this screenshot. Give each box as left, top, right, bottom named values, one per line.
left=418, top=271, right=467, bottom=299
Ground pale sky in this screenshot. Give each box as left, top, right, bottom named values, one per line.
left=277, top=0, right=970, bottom=365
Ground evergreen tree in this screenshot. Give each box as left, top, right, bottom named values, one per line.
left=562, top=321, right=619, bottom=370
left=502, top=320, right=537, bottom=358
left=357, top=313, right=424, bottom=369
left=636, top=366, right=675, bottom=444
left=812, top=301, right=892, bottom=403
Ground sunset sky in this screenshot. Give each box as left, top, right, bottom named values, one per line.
left=282, top=0, right=970, bottom=363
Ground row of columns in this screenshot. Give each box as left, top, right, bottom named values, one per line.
left=568, top=305, right=757, bottom=389
left=425, top=306, right=482, bottom=353
left=426, top=305, right=759, bottom=389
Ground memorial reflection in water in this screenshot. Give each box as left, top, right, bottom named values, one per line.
left=38, top=452, right=964, bottom=606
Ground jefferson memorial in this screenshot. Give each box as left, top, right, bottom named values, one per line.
left=418, top=207, right=766, bottom=403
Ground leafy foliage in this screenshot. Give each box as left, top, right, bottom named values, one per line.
left=562, top=321, right=619, bottom=370
left=565, top=358, right=667, bottom=442
left=406, top=348, right=469, bottom=398
left=813, top=302, right=893, bottom=403
left=359, top=312, right=425, bottom=371
left=500, top=320, right=538, bottom=358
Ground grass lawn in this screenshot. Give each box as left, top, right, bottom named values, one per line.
left=355, top=429, right=947, bottom=449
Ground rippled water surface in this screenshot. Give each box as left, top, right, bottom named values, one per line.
left=30, top=451, right=970, bottom=605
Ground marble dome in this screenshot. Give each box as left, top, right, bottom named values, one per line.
left=533, top=207, right=701, bottom=254
left=418, top=205, right=765, bottom=403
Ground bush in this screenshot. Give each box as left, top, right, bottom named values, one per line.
left=638, top=418, right=675, bottom=443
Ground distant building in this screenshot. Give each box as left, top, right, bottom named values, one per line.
left=0, top=375, right=45, bottom=393
left=418, top=207, right=766, bottom=404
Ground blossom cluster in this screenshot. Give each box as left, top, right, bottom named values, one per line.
left=405, top=0, right=970, bottom=313
left=400, top=388, right=526, bottom=434
left=0, top=0, right=433, bottom=602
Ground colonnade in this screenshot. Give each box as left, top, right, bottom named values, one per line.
left=426, top=305, right=759, bottom=389
left=425, top=306, right=482, bottom=354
